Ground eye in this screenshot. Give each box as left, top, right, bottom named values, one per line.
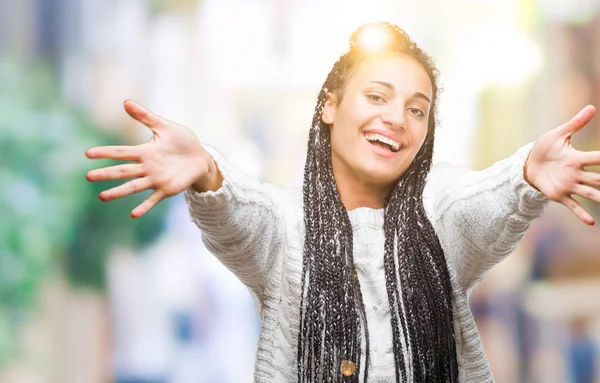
left=366, top=94, right=386, bottom=103
left=409, top=107, right=425, bottom=118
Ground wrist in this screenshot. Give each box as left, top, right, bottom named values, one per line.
left=192, top=152, right=223, bottom=193
left=523, top=150, right=540, bottom=192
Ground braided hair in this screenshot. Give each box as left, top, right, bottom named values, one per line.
left=297, top=23, right=459, bottom=382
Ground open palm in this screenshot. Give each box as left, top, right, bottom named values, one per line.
left=525, top=105, right=600, bottom=226
left=86, top=100, right=212, bottom=218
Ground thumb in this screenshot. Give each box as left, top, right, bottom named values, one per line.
left=559, top=105, right=596, bottom=138
left=123, top=99, right=165, bottom=131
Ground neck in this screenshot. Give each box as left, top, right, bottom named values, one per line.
left=332, top=164, right=393, bottom=212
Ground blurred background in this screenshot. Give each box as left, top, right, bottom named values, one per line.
left=0, top=0, right=599, bottom=382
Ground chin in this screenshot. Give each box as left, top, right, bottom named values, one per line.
left=360, top=166, right=401, bottom=186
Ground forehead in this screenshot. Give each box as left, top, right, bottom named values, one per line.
left=348, top=54, right=433, bottom=99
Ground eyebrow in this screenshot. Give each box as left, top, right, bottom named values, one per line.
left=369, top=81, right=431, bottom=104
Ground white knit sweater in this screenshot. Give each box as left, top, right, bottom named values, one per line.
left=184, top=142, right=549, bottom=382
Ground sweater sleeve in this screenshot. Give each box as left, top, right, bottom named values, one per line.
left=183, top=146, right=285, bottom=293
left=423, top=142, right=549, bottom=293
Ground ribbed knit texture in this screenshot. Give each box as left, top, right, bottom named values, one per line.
left=184, top=142, right=549, bottom=382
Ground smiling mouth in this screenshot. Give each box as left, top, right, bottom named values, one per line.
left=364, top=133, right=403, bottom=153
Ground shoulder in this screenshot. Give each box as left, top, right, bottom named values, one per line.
left=281, top=187, right=304, bottom=216
left=423, top=162, right=472, bottom=221
left=426, top=162, right=474, bottom=190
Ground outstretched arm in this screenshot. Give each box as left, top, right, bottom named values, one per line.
left=86, top=100, right=285, bottom=293
left=425, top=105, right=598, bottom=293
left=183, top=147, right=286, bottom=294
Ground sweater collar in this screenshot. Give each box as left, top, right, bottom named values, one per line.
left=347, top=207, right=384, bottom=227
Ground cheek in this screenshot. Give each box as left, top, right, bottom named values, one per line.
left=406, top=124, right=429, bottom=159
left=336, top=97, right=374, bottom=132
left=416, top=121, right=429, bottom=145
left=331, top=117, right=362, bottom=147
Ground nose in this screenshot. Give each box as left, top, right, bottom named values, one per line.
left=380, top=107, right=406, bottom=131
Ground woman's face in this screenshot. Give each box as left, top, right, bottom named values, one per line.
left=322, top=54, right=433, bottom=188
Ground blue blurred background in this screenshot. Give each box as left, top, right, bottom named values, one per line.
left=0, top=0, right=599, bottom=382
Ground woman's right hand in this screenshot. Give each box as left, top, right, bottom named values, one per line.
left=85, top=99, right=222, bottom=218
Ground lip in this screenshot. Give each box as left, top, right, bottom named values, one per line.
left=362, top=129, right=407, bottom=158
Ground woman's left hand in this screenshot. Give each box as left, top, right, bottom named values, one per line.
left=525, top=105, right=599, bottom=226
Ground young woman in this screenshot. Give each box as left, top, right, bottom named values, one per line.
left=86, top=23, right=599, bottom=382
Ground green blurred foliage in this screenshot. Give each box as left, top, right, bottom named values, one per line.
left=0, top=59, right=167, bottom=366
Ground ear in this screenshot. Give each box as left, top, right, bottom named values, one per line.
left=321, top=92, right=338, bottom=125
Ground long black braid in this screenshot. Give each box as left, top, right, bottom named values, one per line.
left=297, top=23, right=459, bottom=382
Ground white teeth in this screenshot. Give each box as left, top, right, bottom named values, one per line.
left=364, top=133, right=401, bottom=151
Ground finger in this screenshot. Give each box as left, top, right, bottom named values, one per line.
left=561, top=195, right=595, bottom=226
left=123, top=99, right=164, bottom=130
left=86, top=163, right=145, bottom=182
left=572, top=183, right=600, bottom=205
left=86, top=145, right=140, bottom=161
left=575, top=150, right=600, bottom=167
left=131, top=190, right=165, bottom=218
left=578, top=169, right=600, bottom=187
left=560, top=105, right=596, bottom=137
left=98, top=177, right=153, bottom=202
